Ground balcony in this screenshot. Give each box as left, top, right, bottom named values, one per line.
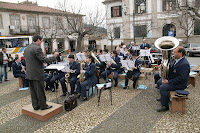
left=9, top=25, right=40, bottom=35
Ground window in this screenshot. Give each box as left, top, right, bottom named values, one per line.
left=55, top=17, right=63, bottom=29
left=28, top=16, right=36, bottom=29
left=135, top=0, right=146, bottom=13
left=114, top=27, right=120, bottom=38
left=194, top=19, right=200, bottom=35
left=43, top=17, right=50, bottom=29
left=111, top=6, right=122, bottom=18
left=134, top=25, right=147, bottom=37
left=163, top=0, right=176, bottom=11
left=0, top=15, right=3, bottom=29
left=10, top=14, right=20, bottom=29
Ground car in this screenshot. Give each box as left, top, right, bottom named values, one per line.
left=183, top=43, right=200, bottom=57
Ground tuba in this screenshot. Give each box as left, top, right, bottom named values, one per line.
left=155, top=36, right=179, bottom=80
left=91, top=52, right=101, bottom=64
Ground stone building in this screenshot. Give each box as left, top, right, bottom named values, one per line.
left=0, top=1, right=83, bottom=53
left=103, top=0, right=200, bottom=48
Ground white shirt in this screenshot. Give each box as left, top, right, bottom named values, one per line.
left=3, top=52, right=8, bottom=64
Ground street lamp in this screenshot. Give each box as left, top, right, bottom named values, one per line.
left=123, top=2, right=146, bottom=43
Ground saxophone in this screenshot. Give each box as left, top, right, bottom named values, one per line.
left=77, top=61, right=85, bottom=83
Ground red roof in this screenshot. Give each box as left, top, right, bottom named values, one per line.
left=0, top=1, right=74, bottom=15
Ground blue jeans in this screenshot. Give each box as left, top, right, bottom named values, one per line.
left=0, top=65, right=4, bottom=81
left=3, top=63, right=8, bottom=80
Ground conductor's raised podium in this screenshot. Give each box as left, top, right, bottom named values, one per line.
left=22, top=102, right=63, bottom=121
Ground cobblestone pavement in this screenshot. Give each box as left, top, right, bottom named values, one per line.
left=0, top=71, right=199, bottom=133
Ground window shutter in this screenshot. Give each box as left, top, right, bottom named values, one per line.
left=163, top=0, right=166, bottom=11
left=111, top=7, right=113, bottom=18
left=119, top=6, right=122, bottom=17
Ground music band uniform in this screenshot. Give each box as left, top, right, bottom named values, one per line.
left=76, top=62, right=97, bottom=98
left=159, top=56, right=190, bottom=107
left=60, top=60, right=80, bottom=95
left=124, top=58, right=141, bottom=89
left=101, top=56, right=122, bottom=87
left=12, top=60, right=28, bottom=87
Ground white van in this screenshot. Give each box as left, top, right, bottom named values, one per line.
left=183, top=43, right=200, bottom=57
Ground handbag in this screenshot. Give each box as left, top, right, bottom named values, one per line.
left=64, top=94, right=77, bottom=111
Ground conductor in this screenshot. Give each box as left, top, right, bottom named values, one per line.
left=24, top=35, right=59, bottom=110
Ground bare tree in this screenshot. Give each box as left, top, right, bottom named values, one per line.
left=176, top=10, right=194, bottom=43
left=177, top=0, right=200, bottom=20
left=107, top=23, right=121, bottom=51
left=57, top=0, right=105, bottom=52
left=40, top=14, right=65, bottom=53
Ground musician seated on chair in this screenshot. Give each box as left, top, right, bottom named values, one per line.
left=76, top=55, right=97, bottom=101
left=45, top=55, right=65, bottom=92
left=96, top=49, right=106, bottom=75
left=140, top=39, right=152, bottom=68
left=60, top=55, right=80, bottom=96
left=157, top=46, right=190, bottom=112
left=123, top=53, right=141, bottom=89
left=12, top=57, right=28, bottom=87
left=101, top=50, right=122, bottom=87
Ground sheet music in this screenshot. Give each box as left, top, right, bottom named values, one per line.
left=127, top=60, right=135, bottom=68
left=76, top=53, right=86, bottom=61
left=47, top=54, right=53, bottom=58
left=121, top=60, right=135, bottom=69
left=105, top=54, right=112, bottom=62
left=140, top=49, right=151, bottom=56
left=99, top=54, right=106, bottom=61
left=46, top=64, right=70, bottom=72
left=121, top=60, right=128, bottom=68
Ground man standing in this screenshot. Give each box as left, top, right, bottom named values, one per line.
left=157, top=46, right=190, bottom=112
left=0, top=48, right=9, bottom=83
left=24, top=35, right=59, bottom=110
left=140, top=39, right=151, bottom=49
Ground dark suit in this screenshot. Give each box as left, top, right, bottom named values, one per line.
left=59, top=61, right=80, bottom=95
left=160, top=57, right=190, bottom=106
left=101, top=56, right=122, bottom=86
left=24, top=42, right=56, bottom=109
left=12, top=62, right=28, bottom=87
left=125, top=59, right=141, bottom=88
left=140, top=43, right=151, bottom=49
left=76, top=62, right=97, bottom=97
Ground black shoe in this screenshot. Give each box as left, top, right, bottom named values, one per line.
left=157, top=98, right=161, bottom=101
left=41, top=105, right=53, bottom=110
left=123, top=86, right=128, bottom=89
left=34, top=106, right=40, bottom=110
left=45, top=86, right=50, bottom=91
left=60, top=93, right=66, bottom=97
left=80, top=97, right=87, bottom=101
left=157, top=106, right=169, bottom=112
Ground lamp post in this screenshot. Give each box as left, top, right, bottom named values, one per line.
left=123, top=2, right=146, bottom=44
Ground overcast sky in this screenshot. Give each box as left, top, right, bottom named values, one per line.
left=0, top=0, right=105, bottom=14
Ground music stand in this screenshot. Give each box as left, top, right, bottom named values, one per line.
left=45, top=64, right=68, bottom=104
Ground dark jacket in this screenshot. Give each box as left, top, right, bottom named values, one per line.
left=12, top=62, right=25, bottom=78
left=0, top=52, right=8, bottom=65
left=24, top=42, right=56, bottom=80
left=85, top=62, right=97, bottom=83
left=70, top=61, right=80, bottom=77
left=131, top=58, right=141, bottom=72
left=140, top=43, right=151, bottom=49
left=168, top=57, right=190, bottom=89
